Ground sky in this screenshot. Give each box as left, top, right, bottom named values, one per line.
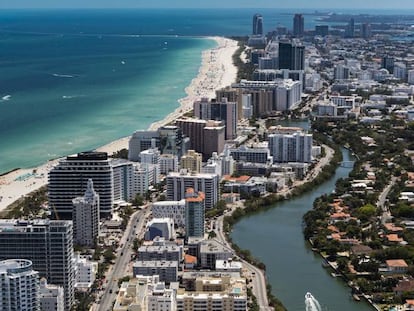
left=1, top=0, right=414, bottom=9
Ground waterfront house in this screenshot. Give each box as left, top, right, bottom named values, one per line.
left=393, top=278, right=414, bottom=295
left=386, top=259, right=409, bottom=275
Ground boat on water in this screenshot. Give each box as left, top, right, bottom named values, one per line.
left=305, top=292, right=322, bottom=311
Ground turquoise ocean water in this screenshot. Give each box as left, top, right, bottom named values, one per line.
left=1, top=8, right=414, bottom=174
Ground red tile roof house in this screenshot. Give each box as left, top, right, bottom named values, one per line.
left=393, top=279, right=414, bottom=296
left=386, top=259, right=409, bottom=275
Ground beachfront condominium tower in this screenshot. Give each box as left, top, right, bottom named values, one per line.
left=293, top=14, right=304, bottom=37
left=0, top=219, right=74, bottom=310
left=193, top=97, right=238, bottom=140
left=49, top=151, right=113, bottom=219
left=252, top=13, right=263, bottom=35
left=185, top=188, right=205, bottom=238
left=0, top=259, right=39, bottom=311
left=176, top=118, right=225, bottom=161
left=72, top=179, right=100, bottom=248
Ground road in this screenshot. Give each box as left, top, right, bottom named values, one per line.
left=214, top=212, right=273, bottom=311
left=378, top=177, right=397, bottom=225
left=97, top=207, right=150, bottom=311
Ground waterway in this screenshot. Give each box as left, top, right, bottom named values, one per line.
left=231, top=147, right=374, bottom=310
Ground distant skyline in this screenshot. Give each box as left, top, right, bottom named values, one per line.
left=1, top=0, right=414, bottom=9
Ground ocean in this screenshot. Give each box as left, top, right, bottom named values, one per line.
left=1, top=8, right=414, bottom=174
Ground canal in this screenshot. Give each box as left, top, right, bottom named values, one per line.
left=231, top=147, right=374, bottom=310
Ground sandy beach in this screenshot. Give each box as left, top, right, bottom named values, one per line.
left=0, top=36, right=239, bottom=212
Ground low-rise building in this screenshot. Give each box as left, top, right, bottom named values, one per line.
left=39, top=278, right=65, bottom=311
left=133, top=261, right=178, bottom=283
left=152, top=200, right=186, bottom=228
left=176, top=276, right=247, bottom=311
left=74, top=253, right=98, bottom=290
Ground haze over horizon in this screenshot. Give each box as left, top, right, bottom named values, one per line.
left=1, top=0, right=414, bottom=10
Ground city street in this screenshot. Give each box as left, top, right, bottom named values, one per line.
left=96, top=207, right=150, bottom=311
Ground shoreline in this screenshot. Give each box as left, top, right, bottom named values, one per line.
left=0, top=36, right=239, bottom=212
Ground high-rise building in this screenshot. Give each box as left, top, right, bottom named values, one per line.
left=180, top=150, right=202, bottom=173
left=203, top=122, right=225, bottom=160
left=185, top=188, right=205, bottom=238
left=176, top=118, right=225, bottom=160
left=315, top=25, right=329, bottom=36
left=128, top=131, right=159, bottom=161
left=194, top=97, right=238, bottom=140
left=345, top=18, right=355, bottom=38
left=382, top=56, right=395, bottom=74
left=361, top=23, right=371, bottom=39
left=72, top=179, right=100, bottom=247
left=48, top=151, right=113, bottom=219
left=293, top=14, right=304, bottom=37
left=111, top=159, right=135, bottom=202
left=166, top=171, right=219, bottom=209
left=252, top=13, right=263, bottom=35
left=39, top=278, right=65, bottom=311
left=278, top=40, right=305, bottom=70
left=334, top=64, right=350, bottom=80
left=268, top=132, right=313, bottom=163
left=0, top=220, right=74, bottom=310
left=0, top=259, right=39, bottom=311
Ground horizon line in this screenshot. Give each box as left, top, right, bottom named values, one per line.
left=1, top=7, right=413, bottom=11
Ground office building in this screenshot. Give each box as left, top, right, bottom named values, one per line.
left=252, top=13, right=263, bottom=35
left=0, top=259, right=39, bottom=311
left=166, top=171, right=219, bottom=209
left=144, top=218, right=175, bottom=241
left=180, top=150, right=202, bottom=173
left=0, top=220, right=74, bottom=310
left=278, top=40, right=305, bottom=70
left=293, top=13, right=304, bottom=37
left=152, top=200, right=186, bottom=228
left=72, top=179, right=100, bottom=247
left=48, top=151, right=113, bottom=219
left=133, top=261, right=178, bottom=283
left=39, top=278, right=65, bottom=311
left=185, top=188, right=205, bottom=238
left=268, top=132, right=313, bottom=163
left=194, top=97, right=238, bottom=140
